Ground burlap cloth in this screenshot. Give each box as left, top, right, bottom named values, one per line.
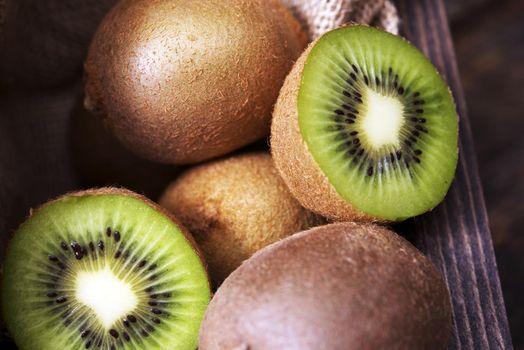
left=0, top=0, right=399, bottom=266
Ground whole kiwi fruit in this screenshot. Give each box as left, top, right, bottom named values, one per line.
left=159, top=152, right=321, bottom=286
left=85, top=0, right=307, bottom=164
left=1, top=188, right=211, bottom=350
left=199, top=222, right=452, bottom=350
left=271, top=25, right=458, bottom=222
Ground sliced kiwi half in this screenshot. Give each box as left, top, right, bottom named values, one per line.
left=1, top=188, right=210, bottom=350
left=272, top=25, right=458, bottom=222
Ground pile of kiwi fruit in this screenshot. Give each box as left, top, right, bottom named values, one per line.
left=1, top=0, right=459, bottom=349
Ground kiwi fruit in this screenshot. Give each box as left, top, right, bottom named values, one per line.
left=159, top=152, right=322, bottom=286
left=85, top=0, right=307, bottom=165
left=199, top=222, right=452, bottom=350
left=70, top=97, right=180, bottom=199
left=271, top=25, right=459, bottom=222
left=1, top=188, right=211, bottom=350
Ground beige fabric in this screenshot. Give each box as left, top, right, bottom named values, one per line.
left=280, top=0, right=399, bottom=39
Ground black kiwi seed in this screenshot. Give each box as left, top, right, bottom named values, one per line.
left=149, top=301, right=158, bottom=306
left=85, top=340, right=92, bottom=349
left=48, top=255, right=58, bottom=262
left=152, top=317, right=161, bottom=324
left=343, top=90, right=351, bottom=97
left=138, top=260, right=147, bottom=268
left=98, top=240, right=104, bottom=251
left=141, top=330, right=149, bottom=337
left=106, top=227, right=112, bottom=237
left=113, top=231, right=121, bottom=242
left=364, top=76, right=369, bottom=85
left=148, top=264, right=157, bottom=271
left=415, top=150, right=423, bottom=155
left=413, top=157, right=421, bottom=164
left=114, top=250, right=122, bottom=259
left=61, top=242, right=68, bottom=251
left=127, top=315, right=137, bottom=323
left=57, top=262, right=66, bottom=269
left=81, top=330, right=91, bottom=338
left=123, top=332, right=130, bottom=341
left=151, top=308, right=162, bottom=315
left=415, top=125, right=428, bottom=133
left=123, top=319, right=130, bottom=328
left=89, top=242, right=95, bottom=252
left=109, top=329, right=119, bottom=338
left=416, top=109, right=424, bottom=114
left=367, top=167, right=373, bottom=176
left=398, top=87, right=405, bottom=95
left=335, top=109, right=344, bottom=115
left=56, top=296, right=67, bottom=304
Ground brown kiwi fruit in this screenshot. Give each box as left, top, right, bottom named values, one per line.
left=159, top=152, right=322, bottom=286
left=85, top=0, right=307, bottom=165
left=70, top=96, right=179, bottom=199
left=199, top=222, right=452, bottom=350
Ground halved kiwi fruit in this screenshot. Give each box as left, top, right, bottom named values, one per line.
left=199, top=222, right=452, bottom=349
left=85, top=0, right=307, bottom=164
left=1, top=188, right=210, bottom=350
left=159, top=152, right=322, bottom=286
left=271, top=25, right=458, bottom=222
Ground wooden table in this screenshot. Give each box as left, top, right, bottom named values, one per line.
left=396, top=0, right=512, bottom=348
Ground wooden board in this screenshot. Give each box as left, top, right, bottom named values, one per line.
left=395, top=0, right=513, bottom=348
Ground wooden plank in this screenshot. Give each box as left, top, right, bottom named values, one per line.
left=395, top=0, right=513, bottom=348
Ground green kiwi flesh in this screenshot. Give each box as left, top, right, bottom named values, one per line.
left=199, top=222, right=452, bottom=349
left=298, top=26, right=458, bottom=221
left=1, top=188, right=210, bottom=350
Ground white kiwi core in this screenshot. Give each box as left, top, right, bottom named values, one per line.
left=76, top=267, right=137, bottom=329
left=361, top=88, right=404, bottom=150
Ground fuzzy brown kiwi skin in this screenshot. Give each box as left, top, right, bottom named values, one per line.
left=85, top=0, right=307, bottom=165
left=271, top=38, right=380, bottom=223
left=159, top=152, right=323, bottom=287
left=199, top=222, right=452, bottom=350
left=32, top=187, right=211, bottom=289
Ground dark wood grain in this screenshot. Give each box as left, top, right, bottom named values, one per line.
left=395, top=0, right=512, bottom=348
